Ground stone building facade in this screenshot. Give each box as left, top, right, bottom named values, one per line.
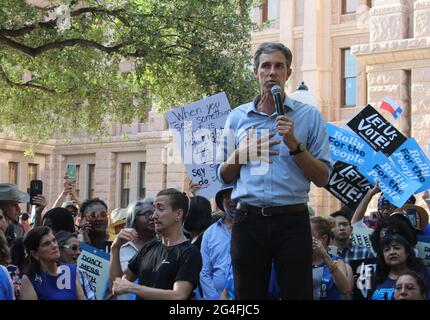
left=1, top=0, right=430, bottom=214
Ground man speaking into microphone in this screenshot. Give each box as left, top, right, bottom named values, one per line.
left=216, top=42, right=332, bottom=300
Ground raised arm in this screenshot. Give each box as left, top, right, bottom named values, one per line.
left=351, top=182, right=380, bottom=225
left=109, top=228, right=138, bottom=290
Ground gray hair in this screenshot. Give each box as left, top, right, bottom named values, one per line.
left=253, top=42, right=293, bottom=70
left=125, top=197, right=154, bottom=228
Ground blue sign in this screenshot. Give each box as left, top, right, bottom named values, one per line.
left=326, top=123, right=374, bottom=168
left=359, top=151, right=421, bottom=207
left=390, top=138, right=430, bottom=193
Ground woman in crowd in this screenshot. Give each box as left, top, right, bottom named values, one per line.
left=19, top=226, right=86, bottom=300
left=0, top=231, right=14, bottom=299
left=394, top=270, right=427, bottom=300
left=370, top=233, right=430, bottom=300
left=55, top=231, right=96, bottom=300
left=310, top=216, right=353, bottom=300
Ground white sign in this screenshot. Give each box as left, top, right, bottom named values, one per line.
left=166, top=92, right=231, bottom=199
left=77, top=243, right=110, bottom=300
left=351, top=226, right=374, bottom=248
left=416, top=236, right=430, bottom=268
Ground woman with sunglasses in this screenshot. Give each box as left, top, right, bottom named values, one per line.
left=55, top=231, right=97, bottom=300
left=19, top=226, right=86, bottom=300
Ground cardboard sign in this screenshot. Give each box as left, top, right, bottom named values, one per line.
left=359, top=151, right=421, bottom=207
left=350, top=226, right=374, bottom=248
left=77, top=243, right=111, bottom=300
left=349, top=258, right=378, bottom=300
left=325, top=161, right=372, bottom=211
left=416, top=235, right=430, bottom=268
left=346, top=104, right=406, bottom=156
left=390, top=138, right=430, bottom=193
left=166, top=92, right=231, bottom=199
left=326, top=123, right=374, bottom=167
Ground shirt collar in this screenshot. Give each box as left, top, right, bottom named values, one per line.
left=247, top=94, right=297, bottom=115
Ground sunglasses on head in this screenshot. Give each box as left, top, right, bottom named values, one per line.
left=62, top=244, right=82, bottom=252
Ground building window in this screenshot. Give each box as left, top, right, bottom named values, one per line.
left=8, top=162, right=18, bottom=184
left=121, top=163, right=131, bottom=208
left=139, top=162, right=146, bottom=199
left=261, top=0, right=268, bottom=22
left=88, top=164, right=95, bottom=199
left=28, top=163, right=38, bottom=183
left=342, top=48, right=357, bottom=107
left=342, top=0, right=358, bottom=14
left=75, top=165, right=80, bottom=198
left=261, top=0, right=279, bottom=22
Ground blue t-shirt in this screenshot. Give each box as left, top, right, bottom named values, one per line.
left=0, top=266, right=14, bottom=300
left=30, top=263, right=78, bottom=300
left=371, top=278, right=396, bottom=300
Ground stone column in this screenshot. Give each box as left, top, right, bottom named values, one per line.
left=279, top=0, right=295, bottom=63
left=370, top=0, right=410, bottom=42
left=301, top=0, right=332, bottom=114
left=414, top=0, right=430, bottom=37
left=95, top=151, right=116, bottom=210
left=411, top=67, right=430, bottom=147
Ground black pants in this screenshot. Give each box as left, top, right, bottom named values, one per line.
left=231, top=209, right=312, bottom=300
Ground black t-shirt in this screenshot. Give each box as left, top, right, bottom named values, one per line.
left=128, top=238, right=202, bottom=299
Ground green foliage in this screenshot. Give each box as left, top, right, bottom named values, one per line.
left=0, top=0, right=259, bottom=141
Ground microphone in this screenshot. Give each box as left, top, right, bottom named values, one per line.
left=271, top=85, right=284, bottom=115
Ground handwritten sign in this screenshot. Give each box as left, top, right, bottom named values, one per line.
left=77, top=242, right=110, bottom=300
left=359, top=151, right=421, bottom=207
left=166, top=92, right=231, bottom=199
left=390, top=138, right=430, bottom=193
left=350, top=226, right=374, bottom=248
left=325, top=161, right=372, bottom=210
left=416, top=236, right=430, bottom=268
left=347, top=104, right=406, bottom=156
left=326, top=123, right=374, bottom=167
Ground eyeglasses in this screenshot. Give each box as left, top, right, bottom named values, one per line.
left=136, top=210, right=153, bottom=218
left=84, top=211, right=108, bottom=219
left=62, top=244, right=82, bottom=252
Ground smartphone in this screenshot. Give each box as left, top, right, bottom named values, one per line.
left=29, top=180, right=43, bottom=205
left=66, top=164, right=77, bottom=181
left=406, top=209, right=417, bottom=228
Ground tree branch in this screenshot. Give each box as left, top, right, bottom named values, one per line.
left=0, top=34, right=128, bottom=57
left=0, top=65, right=55, bottom=93
left=0, top=7, right=129, bottom=37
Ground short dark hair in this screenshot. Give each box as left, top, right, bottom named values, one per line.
left=80, top=197, right=108, bottom=218
left=23, top=226, right=52, bottom=277
left=330, top=210, right=352, bottom=224
left=184, top=196, right=212, bottom=233
left=253, top=42, right=293, bottom=70
left=156, top=188, right=189, bottom=221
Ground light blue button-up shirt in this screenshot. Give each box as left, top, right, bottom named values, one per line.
left=200, top=217, right=231, bottom=300
left=216, top=96, right=332, bottom=207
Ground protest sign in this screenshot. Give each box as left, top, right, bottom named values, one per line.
left=349, top=258, right=378, bottom=300
left=325, top=161, right=372, bottom=210
left=350, top=226, right=374, bottom=248
left=326, top=123, right=374, bottom=167
left=166, top=92, right=231, bottom=199
left=346, top=104, right=406, bottom=156
left=390, top=138, right=430, bottom=193
left=77, top=242, right=111, bottom=300
left=359, top=151, right=421, bottom=208
left=416, top=235, right=430, bottom=268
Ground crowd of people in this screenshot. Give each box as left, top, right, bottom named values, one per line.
left=1, top=42, right=430, bottom=301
